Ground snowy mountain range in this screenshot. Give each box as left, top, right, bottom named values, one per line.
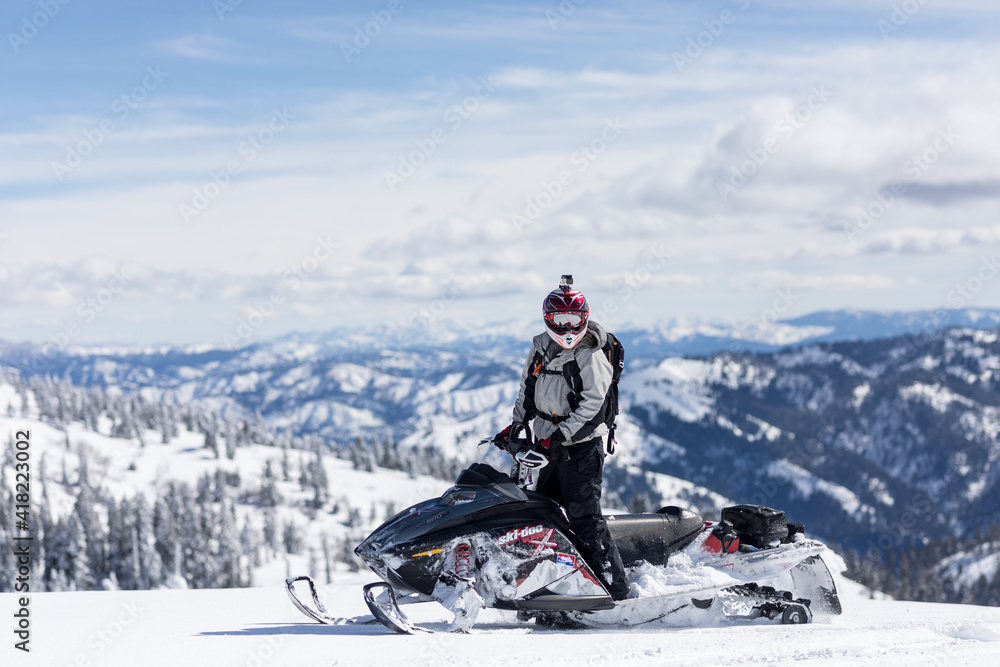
left=608, top=307, right=1000, bottom=358
left=626, top=329, right=1000, bottom=546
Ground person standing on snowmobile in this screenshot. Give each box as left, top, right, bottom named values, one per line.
left=495, top=275, right=630, bottom=601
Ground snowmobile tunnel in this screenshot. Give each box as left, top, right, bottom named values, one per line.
left=605, top=507, right=705, bottom=567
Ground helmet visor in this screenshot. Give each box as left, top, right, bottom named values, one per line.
left=545, top=311, right=587, bottom=334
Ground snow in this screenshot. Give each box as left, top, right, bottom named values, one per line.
left=610, top=416, right=686, bottom=467
left=716, top=415, right=744, bottom=438
left=774, top=347, right=844, bottom=368
left=917, top=355, right=941, bottom=371
left=940, top=543, right=1000, bottom=589
left=647, top=472, right=731, bottom=513
left=231, top=372, right=263, bottom=393
left=328, top=364, right=373, bottom=393
left=622, top=358, right=715, bottom=423
left=642, top=320, right=834, bottom=347
left=899, top=382, right=975, bottom=412
left=745, top=414, right=782, bottom=442
left=972, top=330, right=999, bottom=345
left=276, top=364, right=314, bottom=387
left=417, top=381, right=519, bottom=422
left=286, top=400, right=383, bottom=431
left=4, top=572, right=1000, bottom=666
left=0, top=394, right=453, bottom=589
left=865, top=476, right=894, bottom=507
left=627, top=534, right=740, bottom=599
left=741, top=323, right=836, bottom=346
left=175, top=366, right=205, bottom=380
left=852, top=383, right=871, bottom=408
left=767, top=460, right=874, bottom=520
left=957, top=408, right=1000, bottom=471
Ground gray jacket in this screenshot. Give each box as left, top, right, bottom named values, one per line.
left=512, top=320, right=613, bottom=445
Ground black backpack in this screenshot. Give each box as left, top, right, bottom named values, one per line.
left=591, top=332, right=625, bottom=453
left=527, top=332, right=626, bottom=454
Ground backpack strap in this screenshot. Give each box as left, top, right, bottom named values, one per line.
left=562, top=343, right=622, bottom=453
left=521, top=350, right=545, bottom=421
left=561, top=357, right=608, bottom=444
left=561, top=359, right=583, bottom=412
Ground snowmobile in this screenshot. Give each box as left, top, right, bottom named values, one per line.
left=286, top=434, right=843, bottom=633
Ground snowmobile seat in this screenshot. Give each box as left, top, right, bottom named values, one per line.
left=605, top=507, right=705, bottom=567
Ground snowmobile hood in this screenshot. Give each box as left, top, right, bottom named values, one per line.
left=354, top=464, right=561, bottom=576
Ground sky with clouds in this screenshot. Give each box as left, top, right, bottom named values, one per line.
left=1, top=0, right=999, bottom=347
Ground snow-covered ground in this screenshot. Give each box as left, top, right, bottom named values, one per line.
left=0, top=399, right=448, bottom=588
left=3, top=573, right=1000, bottom=666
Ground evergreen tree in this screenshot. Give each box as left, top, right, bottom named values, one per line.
left=281, top=441, right=291, bottom=481
left=263, top=509, right=278, bottom=553
left=217, top=498, right=242, bottom=587
left=205, top=429, right=219, bottom=459
left=282, top=519, right=303, bottom=555
left=259, top=460, right=281, bottom=507
left=241, top=517, right=261, bottom=568
left=309, top=442, right=329, bottom=509
left=132, top=495, right=162, bottom=590
left=225, top=430, right=237, bottom=460
left=73, top=485, right=106, bottom=585
left=67, top=514, right=95, bottom=591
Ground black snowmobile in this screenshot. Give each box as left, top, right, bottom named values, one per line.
left=287, top=437, right=843, bottom=633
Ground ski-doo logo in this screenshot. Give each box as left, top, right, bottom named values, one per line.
left=497, top=524, right=545, bottom=547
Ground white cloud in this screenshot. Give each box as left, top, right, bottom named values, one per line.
left=4, top=7, right=1000, bottom=343
left=157, top=34, right=260, bottom=63
left=733, top=271, right=899, bottom=291
left=860, top=228, right=1000, bottom=255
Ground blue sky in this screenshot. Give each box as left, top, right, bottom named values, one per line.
left=2, top=0, right=1000, bottom=347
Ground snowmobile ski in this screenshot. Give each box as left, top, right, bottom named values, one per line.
left=285, top=576, right=363, bottom=626
left=363, top=582, right=432, bottom=634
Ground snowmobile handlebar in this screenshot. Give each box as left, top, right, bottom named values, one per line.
left=481, top=421, right=534, bottom=455
left=506, top=421, right=532, bottom=453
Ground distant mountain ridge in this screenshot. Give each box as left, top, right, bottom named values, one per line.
left=619, top=307, right=1000, bottom=359
left=6, top=307, right=1000, bottom=364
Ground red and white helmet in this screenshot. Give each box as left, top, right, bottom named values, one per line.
left=543, top=275, right=589, bottom=349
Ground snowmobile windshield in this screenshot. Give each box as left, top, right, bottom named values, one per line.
left=454, top=463, right=513, bottom=487
left=439, top=489, right=477, bottom=506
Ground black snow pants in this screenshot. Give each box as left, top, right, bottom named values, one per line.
left=538, top=437, right=630, bottom=600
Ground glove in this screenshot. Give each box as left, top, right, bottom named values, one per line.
left=492, top=425, right=512, bottom=450
left=538, top=428, right=566, bottom=447
left=537, top=429, right=569, bottom=462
